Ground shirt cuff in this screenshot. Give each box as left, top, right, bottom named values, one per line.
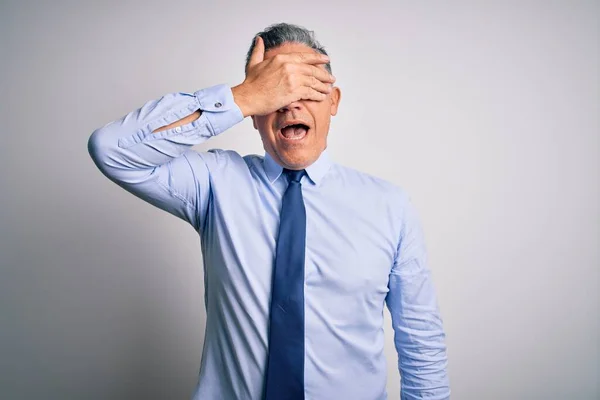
left=194, top=84, right=244, bottom=136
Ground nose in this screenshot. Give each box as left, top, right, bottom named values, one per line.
left=277, top=101, right=303, bottom=113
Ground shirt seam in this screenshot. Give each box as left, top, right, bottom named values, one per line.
left=155, top=178, right=195, bottom=211
left=182, top=151, right=203, bottom=231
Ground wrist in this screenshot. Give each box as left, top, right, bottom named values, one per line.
left=231, top=84, right=252, bottom=118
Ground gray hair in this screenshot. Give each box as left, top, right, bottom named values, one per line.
left=244, top=22, right=332, bottom=74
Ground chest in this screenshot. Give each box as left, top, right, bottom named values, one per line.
left=302, top=189, right=397, bottom=298
left=206, top=172, right=399, bottom=299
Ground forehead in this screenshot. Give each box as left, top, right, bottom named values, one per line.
left=264, top=42, right=318, bottom=59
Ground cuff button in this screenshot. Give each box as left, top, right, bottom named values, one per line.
left=214, top=102, right=222, bottom=108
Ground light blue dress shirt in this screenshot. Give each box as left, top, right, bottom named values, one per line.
left=88, top=84, right=450, bottom=400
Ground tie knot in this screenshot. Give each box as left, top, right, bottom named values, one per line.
left=283, top=168, right=305, bottom=183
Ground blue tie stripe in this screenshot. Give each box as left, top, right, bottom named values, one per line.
left=264, top=168, right=306, bottom=400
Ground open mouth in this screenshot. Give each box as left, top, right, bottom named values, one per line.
left=279, top=122, right=310, bottom=141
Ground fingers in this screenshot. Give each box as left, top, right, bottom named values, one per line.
left=299, top=87, right=328, bottom=102
left=247, top=36, right=265, bottom=68
left=283, top=51, right=330, bottom=66
left=296, top=63, right=335, bottom=84
left=300, top=75, right=332, bottom=95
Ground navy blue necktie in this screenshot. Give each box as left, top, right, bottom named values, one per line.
left=264, top=168, right=306, bottom=400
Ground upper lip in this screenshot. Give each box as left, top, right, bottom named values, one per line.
left=278, top=120, right=311, bottom=131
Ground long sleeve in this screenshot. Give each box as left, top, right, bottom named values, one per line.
left=385, top=193, right=451, bottom=399
left=87, top=84, right=244, bottom=232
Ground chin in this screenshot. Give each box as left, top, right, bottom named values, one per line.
left=277, top=149, right=318, bottom=170
left=280, top=155, right=310, bottom=169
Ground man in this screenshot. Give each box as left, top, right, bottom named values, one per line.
left=88, top=22, right=450, bottom=400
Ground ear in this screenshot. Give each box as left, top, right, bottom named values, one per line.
left=329, top=86, right=342, bottom=116
left=251, top=115, right=258, bottom=130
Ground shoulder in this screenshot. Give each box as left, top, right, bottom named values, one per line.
left=329, top=162, right=409, bottom=203
left=326, top=162, right=421, bottom=244
left=187, top=148, right=252, bottom=168
left=326, top=162, right=416, bottom=223
left=242, top=153, right=265, bottom=170
left=189, top=149, right=268, bottom=180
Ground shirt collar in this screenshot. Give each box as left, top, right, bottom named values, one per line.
left=263, top=148, right=333, bottom=186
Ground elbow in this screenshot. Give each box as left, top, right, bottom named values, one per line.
left=87, top=125, right=119, bottom=177
left=87, top=125, right=155, bottom=186
left=87, top=127, right=107, bottom=170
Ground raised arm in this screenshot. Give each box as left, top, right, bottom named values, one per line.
left=87, top=36, right=335, bottom=231
left=87, top=84, right=244, bottom=232
left=385, top=192, right=451, bottom=399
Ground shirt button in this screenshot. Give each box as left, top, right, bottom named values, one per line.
left=214, top=102, right=222, bottom=108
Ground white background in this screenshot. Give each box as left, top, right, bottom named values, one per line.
left=0, top=0, right=598, bottom=399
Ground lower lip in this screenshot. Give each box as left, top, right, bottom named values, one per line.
left=278, top=129, right=309, bottom=142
